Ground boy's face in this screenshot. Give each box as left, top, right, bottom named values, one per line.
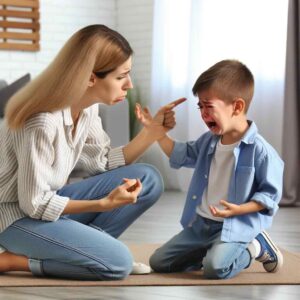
left=197, top=90, right=236, bottom=136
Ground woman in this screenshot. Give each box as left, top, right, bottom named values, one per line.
left=0, top=25, right=183, bottom=280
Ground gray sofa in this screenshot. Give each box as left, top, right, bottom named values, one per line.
left=98, top=100, right=129, bottom=147
left=0, top=76, right=130, bottom=147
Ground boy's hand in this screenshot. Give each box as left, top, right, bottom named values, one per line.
left=209, top=200, right=241, bottom=218
left=135, top=98, right=186, bottom=138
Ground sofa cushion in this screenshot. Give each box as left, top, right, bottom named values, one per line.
left=98, top=100, right=129, bottom=147
left=0, top=74, right=31, bottom=117
left=0, top=79, right=7, bottom=90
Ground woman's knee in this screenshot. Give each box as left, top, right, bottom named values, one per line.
left=93, top=243, right=133, bottom=280
left=138, top=163, right=164, bottom=200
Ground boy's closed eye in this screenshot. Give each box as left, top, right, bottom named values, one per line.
left=197, top=102, right=214, bottom=110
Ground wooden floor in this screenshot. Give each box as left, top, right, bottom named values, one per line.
left=0, top=191, right=299, bottom=299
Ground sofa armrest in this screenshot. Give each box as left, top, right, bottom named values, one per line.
left=98, top=100, right=130, bottom=147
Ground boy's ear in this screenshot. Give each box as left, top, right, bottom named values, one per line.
left=233, top=98, right=245, bottom=115
left=88, top=73, right=97, bottom=87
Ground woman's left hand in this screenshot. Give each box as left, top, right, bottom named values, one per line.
left=135, top=98, right=186, bottom=138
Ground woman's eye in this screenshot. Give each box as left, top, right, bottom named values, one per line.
left=117, top=74, right=129, bottom=80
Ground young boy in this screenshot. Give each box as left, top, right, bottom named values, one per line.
left=149, top=59, right=284, bottom=279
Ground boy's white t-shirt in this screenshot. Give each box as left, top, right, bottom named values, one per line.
left=197, top=139, right=239, bottom=222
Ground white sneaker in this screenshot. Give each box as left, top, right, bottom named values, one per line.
left=131, top=262, right=152, bottom=275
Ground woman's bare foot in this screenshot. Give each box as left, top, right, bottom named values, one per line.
left=0, top=251, right=30, bottom=273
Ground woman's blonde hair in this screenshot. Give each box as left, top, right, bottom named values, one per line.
left=5, top=25, right=133, bottom=129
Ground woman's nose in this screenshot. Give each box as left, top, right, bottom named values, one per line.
left=124, top=75, right=133, bottom=90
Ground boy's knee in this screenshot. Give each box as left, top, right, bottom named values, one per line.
left=149, top=254, right=164, bottom=272
left=202, top=258, right=230, bottom=279
left=149, top=249, right=169, bottom=273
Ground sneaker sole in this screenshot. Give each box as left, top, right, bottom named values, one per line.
left=260, top=231, right=283, bottom=273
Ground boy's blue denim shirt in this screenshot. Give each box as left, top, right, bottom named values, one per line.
left=169, top=121, right=284, bottom=243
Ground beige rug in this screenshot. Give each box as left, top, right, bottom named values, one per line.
left=1, top=244, right=299, bottom=286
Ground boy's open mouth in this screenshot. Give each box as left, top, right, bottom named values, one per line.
left=207, top=121, right=217, bottom=129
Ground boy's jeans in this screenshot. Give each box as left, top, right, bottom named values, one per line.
left=0, top=163, right=163, bottom=280
left=150, top=214, right=251, bottom=279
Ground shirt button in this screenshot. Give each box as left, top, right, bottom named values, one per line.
left=192, top=195, right=197, bottom=200
left=204, top=174, right=208, bottom=179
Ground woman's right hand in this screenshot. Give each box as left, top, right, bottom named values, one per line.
left=135, top=98, right=186, bottom=140
left=99, top=178, right=142, bottom=211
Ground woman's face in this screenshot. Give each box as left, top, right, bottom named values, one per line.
left=92, top=56, right=133, bottom=105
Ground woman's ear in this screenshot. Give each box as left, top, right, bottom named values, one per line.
left=233, top=98, right=245, bottom=115
left=88, top=73, right=97, bottom=87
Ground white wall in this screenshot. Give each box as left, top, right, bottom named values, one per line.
left=116, top=0, right=154, bottom=104
left=0, top=0, right=116, bottom=83
left=0, top=0, right=155, bottom=103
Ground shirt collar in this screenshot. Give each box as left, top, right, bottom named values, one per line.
left=62, top=106, right=91, bottom=129
left=62, top=107, right=73, bottom=127
left=240, top=120, right=258, bottom=144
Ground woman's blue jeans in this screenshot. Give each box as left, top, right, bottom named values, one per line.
left=150, top=215, right=251, bottom=279
left=0, top=163, right=164, bottom=280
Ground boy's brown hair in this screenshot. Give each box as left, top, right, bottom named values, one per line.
left=192, top=59, right=254, bottom=112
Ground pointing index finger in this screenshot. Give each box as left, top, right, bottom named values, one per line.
left=170, top=97, right=187, bottom=108
left=160, top=97, right=187, bottom=113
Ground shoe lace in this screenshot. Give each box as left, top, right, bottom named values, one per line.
left=260, top=250, right=276, bottom=263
